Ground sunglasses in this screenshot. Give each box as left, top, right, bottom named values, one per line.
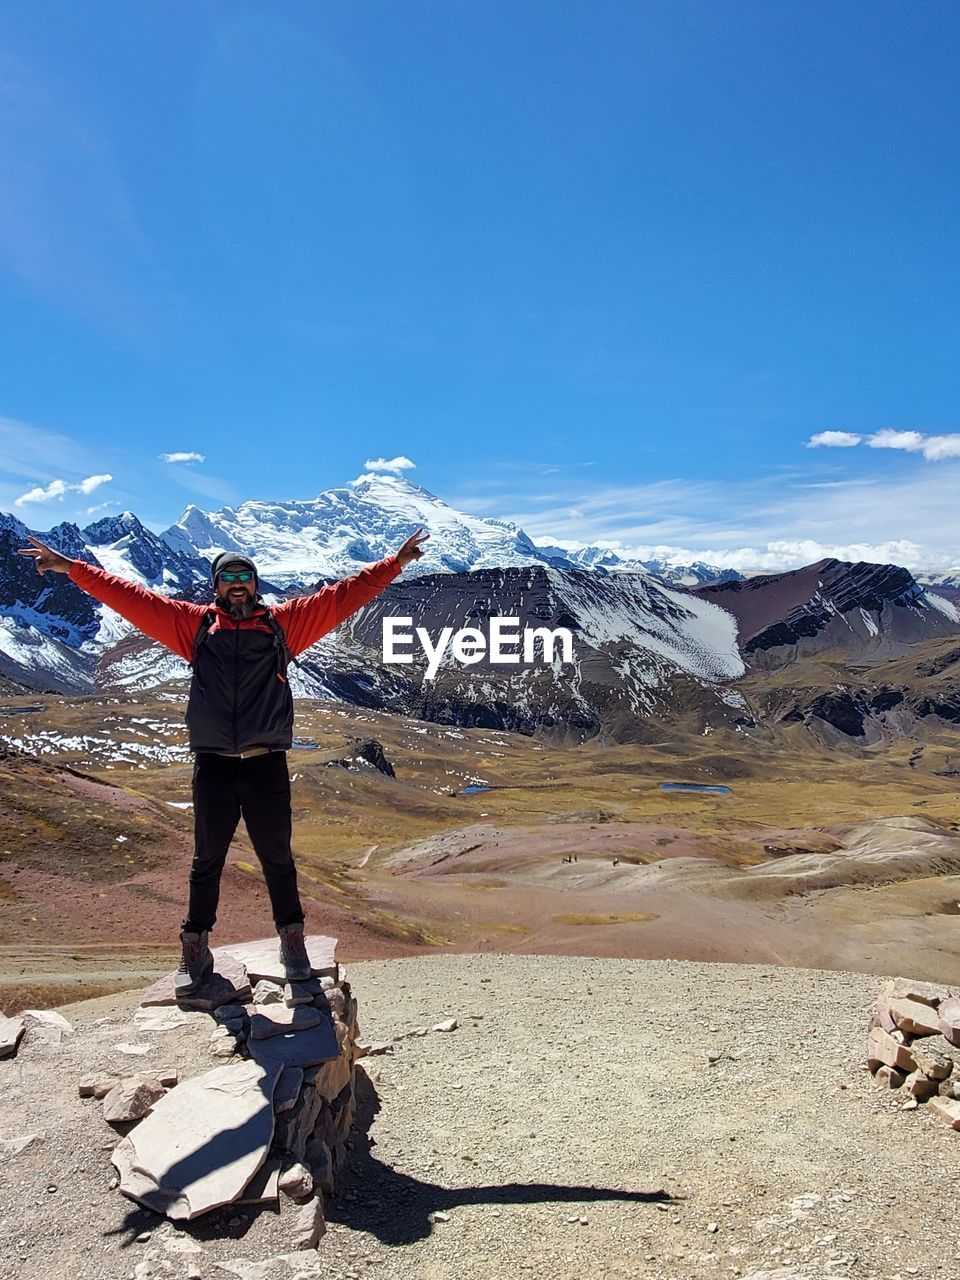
left=218, top=570, right=255, bottom=584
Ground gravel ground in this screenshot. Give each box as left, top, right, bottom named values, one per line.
left=1, top=954, right=959, bottom=1280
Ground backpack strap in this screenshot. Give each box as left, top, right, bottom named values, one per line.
left=261, top=608, right=299, bottom=682
left=190, top=610, right=217, bottom=669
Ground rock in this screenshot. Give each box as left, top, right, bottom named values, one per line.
left=213, top=1004, right=248, bottom=1024
left=252, top=981, right=283, bottom=1006
left=323, top=987, right=345, bottom=1019
left=249, top=1005, right=323, bottom=1041
left=140, top=955, right=251, bottom=1010
left=102, top=1075, right=166, bottom=1124
left=292, top=1194, right=326, bottom=1249
left=910, top=1040, right=954, bottom=1080
left=284, top=979, right=321, bottom=1007
left=278, top=1162, right=313, bottom=1199
left=432, top=1018, right=458, bottom=1033
left=112, top=1059, right=281, bottom=1220
left=928, top=1097, right=960, bottom=1129
left=939, top=1078, right=960, bottom=1100
left=874, top=1065, right=905, bottom=1090
left=134, top=1006, right=207, bottom=1033
left=235, top=1159, right=280, bottom=1207
left=22, top=1009, right=73, bottom=1045
left=0, top=1013, right=25, bottom=1058
left=209, top=1028, right=240, bottom=1058
left=309, top=1052, right=351, bottom=1103
left=273, top=1066, right=304, bottom=1114
left=867, top=1026, right=917, bottom=1073
left=872, top=993, right=897, bottom=1034
left=275, top=1087, right=323, bottom=1163
left=304, top=1138, right=334, bottom=1194
left=356, top=1042, right=393, bottom=1058
left=0, top=1134, right=39, bottom=1157
left=79, top=1072, right=118, bottom=1099
left=247, top=1018, right=339, bottom=1071
left=889, top=977, right=951, bottom=1008
left=903, top=1070, right=938, bottom=1100
left=889, top=997, right=942, bottom=1036
left=215, top=936, right=338, bottom=984
left=114, top=1043, right=153, bottom=1056
left=938, top=997, right=960, bottom=1048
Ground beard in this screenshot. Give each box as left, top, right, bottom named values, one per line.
left=217, top=592, right=258, bottom=621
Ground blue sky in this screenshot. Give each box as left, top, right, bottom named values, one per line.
left=1, top=1, right=959, bottom=571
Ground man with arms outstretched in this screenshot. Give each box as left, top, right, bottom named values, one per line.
left=18, top=527, right=428, bottom=993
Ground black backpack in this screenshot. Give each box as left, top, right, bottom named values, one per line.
left=191, top=607, right=298, bottom=683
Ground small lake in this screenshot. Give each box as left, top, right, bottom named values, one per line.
left=660, top=782, right=733, bottom=795
left=459, top=785, right=495, bottom=794
left=291, top=737, right=320, bottom=750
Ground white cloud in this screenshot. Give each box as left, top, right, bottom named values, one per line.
left=918, top=435, right=960, bottom=462
left=362, top=456, right=415, bottom=474
left=807, top=431, right=862, bottom=448
left=867, top=429, right=926, bottom=453
left=13, top=472, right=112, bottom=506
left=14, top=478, right=67, bottom=506
left=76, top=472, right=112, bottom=494
left=159, top=451, right=205, bottom=464
left=85, top=500, right=117, bottom=515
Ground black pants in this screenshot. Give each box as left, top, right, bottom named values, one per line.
left=182, top=751, right=305, bottom=934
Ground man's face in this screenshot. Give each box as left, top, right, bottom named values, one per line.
left=216, top=564, right=257, bottom=617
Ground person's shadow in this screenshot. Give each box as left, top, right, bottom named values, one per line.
left=325, top=1064, right=674, bottom=1245
left=103, top=1062, right=675, bottom=1251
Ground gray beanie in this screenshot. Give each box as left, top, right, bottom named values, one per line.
left=210, top=551, right=259, bottom=586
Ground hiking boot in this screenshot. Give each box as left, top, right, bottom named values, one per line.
left=278, top=922, right=312, bottom=981
left=174, top=929, right=213, bottom=996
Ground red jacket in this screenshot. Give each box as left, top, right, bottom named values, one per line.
left=69, top=555, right=403, bottom=753
left=69, top=554, right=403, bottom=662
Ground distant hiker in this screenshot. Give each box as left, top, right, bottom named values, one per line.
left=17, top=526, right=429, bottom=993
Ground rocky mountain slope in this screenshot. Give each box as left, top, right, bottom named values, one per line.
left=695, top=557, right=959, bottom=666
left=2, top=476, right=958, bottom=747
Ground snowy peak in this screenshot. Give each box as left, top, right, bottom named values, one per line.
left=697, top=558, right=960, bottom=663
left=160, top=471, right=556, bottom=586
left=82, top=511, right=207, bottom=593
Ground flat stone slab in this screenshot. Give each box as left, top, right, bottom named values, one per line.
left=140, top=955, right=251, bottom=1010
left=939, top=996, right=960, bottom=1048
left=113, top=1059, right=280, bottom=1220
left=215, top=936, right=338, bottom=984
left=0, top=1013, right=25, bottom=1059
left=249, top=1006, right=323, bottom=1041
left=235, top=1158, right=280, bottom=1206
left=247, top=1018, right=339, bottom=1071
left=134, top=1006, right=210, bottom=1033
left=274, top=1067, right=304, bottom=1114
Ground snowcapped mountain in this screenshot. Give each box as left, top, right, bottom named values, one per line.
left=2, top=470, right=959, bottom=731
left=535, top=542, right=742, bottom=587
left=93, top=564, right=747, bottom=742
left=82, top=511, right=207, bottom=592
left=697, top=558, right=960, bottom=666
left=915, top=569, right=960, bottom=604
left=160, top=471, right=557, bottom=586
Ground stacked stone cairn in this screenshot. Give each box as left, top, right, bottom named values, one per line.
left=867, top=977, right=960, bottom=1128
left=78, top=935, right=362, bottom=1247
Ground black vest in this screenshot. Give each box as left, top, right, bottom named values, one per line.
left=185, top=611, right=294, bottom=754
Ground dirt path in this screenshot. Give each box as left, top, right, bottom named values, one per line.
left=1, top=955, right=958, bottom=1279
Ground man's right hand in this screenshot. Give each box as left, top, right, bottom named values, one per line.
left=16, top=535, right=75, bottom=575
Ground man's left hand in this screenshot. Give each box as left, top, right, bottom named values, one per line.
left=395, top=527, right=429, bottom=567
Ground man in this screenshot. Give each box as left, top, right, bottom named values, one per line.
left=17, top=526, right=428, bottom=993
